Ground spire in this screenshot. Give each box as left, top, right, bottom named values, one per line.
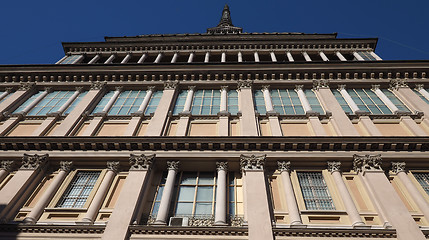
left=207, top=4, right=242, bottom=34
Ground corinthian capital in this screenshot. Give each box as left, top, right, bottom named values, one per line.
left=167, top=161, right=180, bottom=171
left=21, top=154, right=49, bottom=170
left=353, top=154, right=382, bottom=172
left=391, top=162, right=406, bottom=174
left=0, top=160, right=16, bottom=172
left=240, top=154, right=266, bottom=171
left=237, top=80, right=253, bottom=90
left=327, top=161, right=341, bottom=173
left=129, top=154, right=155, bottom=171
left=107, top=161, right=120, bottom=173
left=277, top=161, right=291, bottom=173
left=312, top=79, right=329, bottom=90
left=216, top=162, right=228, bottom=171
left=59, top=161, right=73, bottom=173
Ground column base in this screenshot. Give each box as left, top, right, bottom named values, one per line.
left=290, top=223, right=307, bottom=229
left=76, top=218, right=94, bottom=225
left=23, top=217, right=36, bottom=224
left=151, top=221, right=167, bottom=226
left=213, top=222, right=228, bottom=226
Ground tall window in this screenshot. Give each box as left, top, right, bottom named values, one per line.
left=27, top=91, right=81, bottom=116
left=60, top=55, right=83, bottom=64
left=92, top=91, right=115, bottom=114
left=64, top=91, right=88, bottom=115
left=227, top=90, right=239, bottom=115
left=191, top=90, right=220, bottom=115
left=381, top=89, right=410, bottom=112
left=253, top=90, right=266, bottom=114
left=414, top=89, right=429, bottom=104
left=145, top=91, right=163, bottom=115
left=414, top=173, right=429, bottom=195
left=228, top=172, right=243, bottom=217
left=297, top=172, right=335, bottom=210
left=13, top=91, right=44, bottom=114
left=270, top=89, right=305, bottom=115
left=0, top=91, right=11, bottom=104
left=172, top=90, right=188, bottom=115
left=108, top=90, right=146, bottom=115
left=305, top=90, right=324, bottom=113
left=332, top=90, right=353, bottom=113
left=56, top=171, right=100, bottom=208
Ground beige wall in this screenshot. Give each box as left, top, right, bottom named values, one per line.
left=97, top=122, right=128, bottom=136
left=7, top=122, right=41, bottom=136
left=188, top=122, right=218, bottom=136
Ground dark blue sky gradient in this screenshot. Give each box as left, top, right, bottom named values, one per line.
left=0, top=0, right=428, bottom=64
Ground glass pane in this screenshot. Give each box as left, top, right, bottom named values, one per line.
left=181, top=172, right=197, bottom=184
left=175, top=202, right=193, bottom=215
left=196, top=186, right=213, bottom=201
left=194, top=202, right=212, bottom=215
left=177, top=186, right=195, bottom=201
left=198, top=172, right=214, bottom=184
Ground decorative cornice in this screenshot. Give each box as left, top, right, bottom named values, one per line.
left=107, top=161, right=120, bottom=173
left=391, top=162, right=406, bottom=173
left=129, top=154, right=155, bottom=171
left=240, top=154, right=266, bottom=171
left=21, top=154, right=48, bottom=170
left=163, top=80, right=178, bottom=90
left=0, top=160, right=16, bottom=172
left=188, top=86, right=196, bottom=91
left=59, top=161, right=73, bottom=172
left=389, top=79, right=408, bottom=90
left=167, top=161, right=180, bottom=171
left=216, top=161, right=228, bottom=171
left=18, top=83, right=35, bottom=91
left=312, top=79, right=329, bottom=90
left=90, top=82, right=106, bottom=90
left=353, top=154, right=382, bottom=172
left=277, top=161, right=291, bottom=173
left=327, top=161, right=341, bottom=173
left=273, top=228, right=396, bottom=238
left=237, top=80, right=253, bottom=90
left=5, top=87, right=14, bottom=93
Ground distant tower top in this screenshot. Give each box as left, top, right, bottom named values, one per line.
left=207, top=4, right=243, bottom=34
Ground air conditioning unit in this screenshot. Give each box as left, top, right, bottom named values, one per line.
left=169, top=217, right=189, bottom=226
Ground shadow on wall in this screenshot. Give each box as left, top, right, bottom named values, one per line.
left=0, top=204, right=19, bottom=240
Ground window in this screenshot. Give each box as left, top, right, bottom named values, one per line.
left=413, top=89, right=429, bottom=104
left=0, top=91, right=11, bottom=104
left=297, top=172, right=335, bottom=210
left=228, top=172, right=243, bottom=217
left=64, top=91, right=88, bottom=115
left=270, top=89, right=305, bottom=115
left=332, top=90, right=353, bottom=113
left=227, top=90, right=239, bottom=115
left=145, top=91, right=163, bottom=115
left=344, top=89, right=392, bottom=114
left=13, top=91, right=44, bottom=114
left=109, top=90, right=146, bottom=115
left=357, top=52, right=376, bottom=61
left=27, top=91, right=82, bottom=116
left=305, top=90, right=325, bottom=114
left=92, top=91, right=115, bottom=114
left=381, top=89, right=410, bottom=112
left=56, top=171, right=100, bottom=208
left=60, top=55, right=83, bottom=64
left=191, top=90, right=220, bottom=115
left=254, top=90, right=266, bottom=114
left=414, top=173, right=429, bottom=195
left=172, top=90, right=188, bottom=115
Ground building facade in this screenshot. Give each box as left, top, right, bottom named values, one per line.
left=1, top=5, right=429, bottom=240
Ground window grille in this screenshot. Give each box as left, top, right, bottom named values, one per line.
left=253, top=90, right=266, bottom=114
left=56, top=171, right=100, bottom=208
left=145, top=91, right=163, bottom=115
left=172, top=90, right=188, bottom=115
left=413, top=89, right=429, bottom=104
left=27, top=91, right=76, bottom=116
left=227, top=90, right=239, bottom=115
left=414, top=173, right=429, bottom=195
left=191, top=90, right=220, bottom=115
left=60, top=55, right=83, bottom=64
left=297, top=172, right=335, bottom=210
left=108, top=90, right=147, bottom=115
left=92, top=91, right=115, bottom=114
left=13, top=91, right=44, bottom=114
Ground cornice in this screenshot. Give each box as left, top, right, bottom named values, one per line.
left=273, top=228, right=396, bottom=238
left=0, top=224, right=105, bottom=234
left=129, top=225, right=247, bottom=236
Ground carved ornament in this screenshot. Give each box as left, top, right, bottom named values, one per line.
left=129, top=154, right=155, bottom=171
left=389, top=79, right=408, bottom=90
left=167, top=161, right=180, bottom=171
left=0, top=160, right=16, bottom=172
left=327, top=161, right=341, bottom=173
left=312, top=79, right=329, bottom=90
left=216, top=162, right=228, bottom=171
left=237, top=80, right=253, bottom=90
left=240, top=154, right=266, bottom=171
left=18, top=83, right=35, bottom=91
left=164, top=81, right=178, bottom=90
left=59, top=161, right=73, bottom=172
left=391, top=162, right=406, bottom=173
left=21, top=154, right=48, bottom=170
left=277, top=161, right=291, bottom=173
left=353, top=154, right=382, bottom=172
left=90, top=82, right=106, bottom=90
left=107, top=161, right=120, bottom=173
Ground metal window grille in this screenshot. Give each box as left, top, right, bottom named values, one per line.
left=191, top=90, right=220, bottom=115
left=270, top=89, right=304, bottom=115
left=414, top=173, right=429, bottom=195
left=60, top=55, right=82, bottom=64
left=108, top=90, right=147, bottom=115
left=305, top=90, right=325, bottom=114
left=297, top=172, right=335, bottom=210
left=27, top=91, right=76, bottom=116
left=56, top=171, right=100, bottom=208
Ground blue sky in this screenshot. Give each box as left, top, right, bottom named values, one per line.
left=0, top=0, right=428, bottom=64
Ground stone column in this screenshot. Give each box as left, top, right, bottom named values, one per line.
left=337, top=85, right=360, bottom=113
left=270, top=52, right=277, bottom=62
left=0, top=161, right=16, bottom=184
left=51, top=82, right=106, bottom=136
left=82, top=161, right=119, bottom=223
left=336, top=52, right=347, bottom=61
left=214, top=162, right=228, bottom=225
left=392, top=162, right=429, bottom=222
left=0, top=154, right=48, bottom=219
left=154, top=52, right=163, bottom=63
left=88, top=55, right=100, bottom=64
left=314, top=80, right=359, bottom=136
left=297, top=85, right=327, bottom=136
left=187, top=52, right=195, bottom=63
left=319, top=52, right=329, bottom=61
left=238, top=80, right=258, bottom=136
left=295, top=85, right=312, bottom=113
left=261, top=85, right=274, bottom=112
left=327, top=161, right=365, bottom=226
left=123, top=86, right=155, bottom=136
left=0, top=88, right=11, bottom=102
left=0, top=85, right=31, bottom=116
left=176, top=86, right=195, bottom=136
left=302, top=52, right=311, bottom=61
left=171, top=52, right=179, bottom=63
left=370, top=51, right=382, bottom=60
left=204, top=52, right=210, bottom=63
left=24, top=161, right=73, bottom=224
left=19, top=87, right=52, bottom=115
left=353, top=52, right=365, bottom=61
left=120, top=53, right=131, bottom=64
left=183, top=86, right=195, bottom=113
left=102, top=154, right=154, bottom=240
left=219, top=86, right=229, bottom=136
left=415, top=84, right=429, bottom=102
left=145, top=81, right=178, bottom=136
left=355, top=154, right=425, bottom=240
left=137, top=53, right=147, bottom=63
left=237, top=52, right=243, bottom=62
left=221, top=52, right=226, bottom=63
left=371, top=85, right=401, bottom=114
left=254, top=52, right=260, bottom=62
left=277, top=161, right=302, bottom=225
left=154, top=161, right=179, bottom=225
left=104, top=54, right=115, bottom=64
left=220, top=86, right=228, bottom=112
left=241, top=154, right=274, bottom=240
left=286, top=52, right=294, bottom=62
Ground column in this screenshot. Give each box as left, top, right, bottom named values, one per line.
left=254, top=52, right=260, bottom=62
left=20, top=87, right=52, bottom=115
left=240, top=155, right=274, bottom=240
left=0, top=161, right=15, bottom=184
left=154, top=52, right=163, bottom=63
left=123, top=86, right=155, bottom=136
left=371, top=85, right=401, bottom=113
left=355, top=154, right=425, bottom=240
left=214, top=162, right=228, bottom=225
left=270, top=52, right=277, bottom=62
left=218, top=86, right=229, bottom=136
left=327, top=161, right=364, bottom=226
left=221, top=52, right=226, bottom=62
left=82, top=161, right=119, bottom=223
left=238, top=80, right=258, bottom=136
left=104, top=54, right=115, bottom=64
left=319, top=52, right=329, bottom=61
left=392, top=162, right=429, bottom=222
left=314, top=80, right=359, bottom=136
left=277, top=161, right=302, bottom=225
left=55, top=55, right=68, bottom=64
left=302, top=52, right=312, bottom=61
left=24, top=161, right=73, bottom=224
left=416, top=84, right=429, bottom=102
left=237, top=52, right=243, bottom=62
left=338, top=85, right=360, bottom=113
left=295, top=85, right=312, bottom=113
left=261, top=85, right=274, bottom=112
left=286, top=52, right=294, bottom=62
left=102, top=154, right=154, bottom=240
left=336, top=52, right=347, bottom=61
left=121, top=53, right=131, bottom=64
left=370, top=51, right=383, bottom=60
left=297, top=85, right=327, bottom=136
left=82, top=86, right=122, bottom=136
left=187, top=52, right=195, bottom=63
left=154, top=161, right=179, bottom=225
left=204, top=52, right=210, bottom=63
left=88, top=55, right=100, bottom=64
left=171, top=52, right=179, bottom=63
left=0, top=154, right=48, bottom=219
left=51, top=82, right=106, bottom=136
left=220, top=86, right=228, bottom=112
left=145, top=81, right=177, bottom=136
left=353, top=52, right=365, bottom=61
left=176, top=86, right=195, bottom=136
left=137, top=53, right=147, bottom=63
left=0, top=88, right=12, bottom=102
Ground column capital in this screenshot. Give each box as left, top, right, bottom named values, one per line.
left=216, top=162, right=228, bottom=171
left=167, top=161, right=180, bottom=171
left=5, top=87, right=14, bottom=93
left=415, top=84, right=425, bottom=91
left=389, top=79, right=408, bottom=90
left=220, top=86, right=229, bottom=91
left=240, top=154, right=266, bottom=171
left=261, top=85, right=270, bottom=91
left=371, top=84, right=380, bottom=91
left=237, top=80, right=253, bottom=90
left=295, top=85, right=304, bottom=91
left=21, top=153, right=49, bottom=170
left=188, top=86, right=196, bottom=91
left=18, top=83, right=35, bottom=91
left=107, top=161, right=120, bottom=173
left=312, top=79, right=329, bottom=90
left=337, top=84, right=346, bottom=91
left=327, top=161, right=341, bottom=173
left=59, top=161, right=73, bottom=173
left=114, top=86, right=124, bottom=92
left=147, top=86, right=156, bottom=92
left=353, top=154, right=382, bottom=173
left=163, top=80, right=178, bottom=90
left=75, top=86, right=84, bottom=93
left=44, top=87, right=53, bottom=93
left=0, top=160, right=17, bottom=172
left=90, top=81, right=106, bottom=90
left=129, top=154, right=155, bottom=171
left=277, top=161, right=291, bottom=173
left=392, top=162, right=406, bottom=174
